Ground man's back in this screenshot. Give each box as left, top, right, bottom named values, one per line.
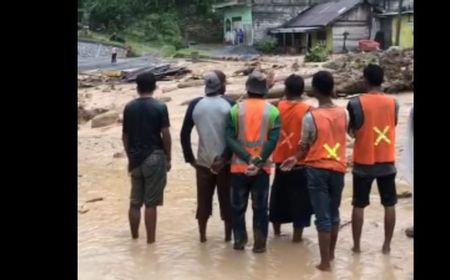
left=123, top=97, right=170, bottom=170
left=181, top=96, right=233, bottom=168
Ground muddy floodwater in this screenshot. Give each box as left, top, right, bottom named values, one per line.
left=78, top=62, right=413, bottom=279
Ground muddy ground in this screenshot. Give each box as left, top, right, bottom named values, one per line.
left=78, top=56, right=413, bottom=280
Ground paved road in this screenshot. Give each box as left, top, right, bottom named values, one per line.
left=78, top=56, right=166, bottom=73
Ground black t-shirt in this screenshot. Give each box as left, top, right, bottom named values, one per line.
left=123, top=97, right=170, bottom=171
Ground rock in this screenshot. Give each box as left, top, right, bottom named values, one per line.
left=86, top=197, right=104, bottom=203
left=405, top=227, right=413, bottom=238
left=113, top=152, right=125, bottom=158
left=78, top=208, right=89, bottom=214
left=157, top=97, right=172, bottom=103
left=78, top=105, right=109, bottom=124
left=91, top=111, right=119, bottom=128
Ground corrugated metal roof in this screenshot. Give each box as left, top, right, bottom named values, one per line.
left=284, top=0, right=362, bottom=28
left=270, top=27, right=320, bottom=34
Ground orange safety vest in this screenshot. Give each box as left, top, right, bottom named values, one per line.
left=231, top=99, right=273, bottom=174
left=272, top=100, right=311, bottom=164
left=304, top=107, right=347, bottom=173
left=352, top=94, right=396, bottom=165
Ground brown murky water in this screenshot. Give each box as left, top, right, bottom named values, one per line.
left=78, top=80, right=413, bottom=280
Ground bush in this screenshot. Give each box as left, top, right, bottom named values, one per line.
left=305, top=43, right=329, bottom=62
left=254, top=37, right=277, bottom=54
left=161, top=45, right=177, bottom=57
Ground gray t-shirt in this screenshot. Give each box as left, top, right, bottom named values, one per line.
left=180, top=95, right=235, bottom=168
left=347, top=96, right=400, bottom=177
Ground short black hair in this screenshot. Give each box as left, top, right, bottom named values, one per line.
left=312, top=71, right=334, bottom=96
left=136, top=72, right=156, bottom=94
left=363, top=64, right=384, bottom=86
left=284, top=74, right=304, bottom=97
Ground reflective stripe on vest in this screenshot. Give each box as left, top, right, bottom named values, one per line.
left=373, top=126, right=391, bottom=145
left=231, top=100, right=272, bottom=173
left=324, top=143, right=341, bottom=161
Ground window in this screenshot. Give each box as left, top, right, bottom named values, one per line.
left=225, top=19, right=231, bottom=32
left=316, top=31, right=327, bottom=41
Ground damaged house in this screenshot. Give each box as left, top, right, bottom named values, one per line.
left=213, top=0, right=413, bottom=53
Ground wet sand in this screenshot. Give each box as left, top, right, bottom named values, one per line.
left=78, top=58, right=413, bottom=280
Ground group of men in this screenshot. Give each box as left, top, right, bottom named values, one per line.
left=122, top=63, right=406, bottom=271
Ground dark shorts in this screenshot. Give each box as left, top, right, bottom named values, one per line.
left=352, top=173, right=397, bottom=208
left=269, top=167, right=312, bottom=228
left=306, top=167, right=344, bottom=232
left=130, top=150, right=167, bottom=208
left=196, top=165, right=232, bottom=222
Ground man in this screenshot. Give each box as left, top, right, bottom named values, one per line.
left=122, top=72, right=172, bottom=244
left=282, top=71, right=348, bottom=271
left=226, top=71, right=280, bottom=253
left=111, top=47, right=117, bottom=64
left=180, top=70, right=234, bottom=243
left=269, top=74, right=313, bottom=242
left=347, top=64, right=400, bottom=254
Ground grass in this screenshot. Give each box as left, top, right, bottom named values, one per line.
left=78, top=31, right=212, bottom=58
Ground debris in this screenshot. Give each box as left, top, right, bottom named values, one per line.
left=121, top=64, right=190, bottom=82
left=78, top=209, right=89, bottom=214
left=398, top=191, right=412, bottom=199
left=177, top=80, right=204, bottom=89
left=86, top=197, right=104, bottom=203
left=405, top=227, right=413, bottom=238
left=91, top=110, right=119, bottom=128
left=156, top=96, right=172, bottom=103
left=340, top=220, right=351, bottom=229
left=113, top=152, right=125, bottom=158
left=323, top=48, right=413, bottom=95
left=78, top=105, right=109, bottom=124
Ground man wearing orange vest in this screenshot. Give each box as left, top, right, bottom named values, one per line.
left=282, top=71, right=348, bottom=271
left=348, top=64, right=399, bottom=255
left=269, top=74, right=313, bottom=242
left=226, top=71, right=280, bottom=253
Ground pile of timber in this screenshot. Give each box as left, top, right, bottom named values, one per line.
left=121, top=64, right=190, bottom=82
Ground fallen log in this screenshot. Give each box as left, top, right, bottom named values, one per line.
left=86, top=197, right=104, bottom=203
left=178, top=80, right=204, bottom=88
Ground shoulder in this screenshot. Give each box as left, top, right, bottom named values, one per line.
left=221, top=95, right=236, bottom=107
left=347, top=96, right=361, bottom=109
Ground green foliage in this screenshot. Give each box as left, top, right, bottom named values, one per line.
left=79, top=0, right=222, bottom=52
left=305, top=43, right=330, bottom=62
left=253, top=37, right=278, bottom=54
left=161, top=45, right=177, bottom=58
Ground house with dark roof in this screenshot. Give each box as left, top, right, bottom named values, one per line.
left=212, top=0, right=412, bottom=53
left=372, top=0, right=413, bottom=49
left=212, top=1, right=330, bottom=46
left=270, top=0, right=373, bottom=53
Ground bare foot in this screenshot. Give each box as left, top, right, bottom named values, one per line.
left=316, top=263, right=331, bottom=271
left=352, top=246, right=361, bottom=253
left=382, top=244, right=390, bottom=254
left=147, top=238, right=155, bottom=244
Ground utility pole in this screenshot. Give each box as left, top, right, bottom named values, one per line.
left=395, top=0, right=404, bottom=46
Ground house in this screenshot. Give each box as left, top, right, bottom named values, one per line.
left=372, top=0, right=413, bottom=49
left=270, top=0, right=373, bottom=53
left=212, top=0, right=413, bottom=53
left=212, top=1, right=330, bottom=46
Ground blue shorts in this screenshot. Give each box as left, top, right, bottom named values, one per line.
left=306, top=167, right=344, bottom=232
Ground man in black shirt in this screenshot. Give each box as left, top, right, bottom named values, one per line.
left=122, top=72, right=172, bottom=244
